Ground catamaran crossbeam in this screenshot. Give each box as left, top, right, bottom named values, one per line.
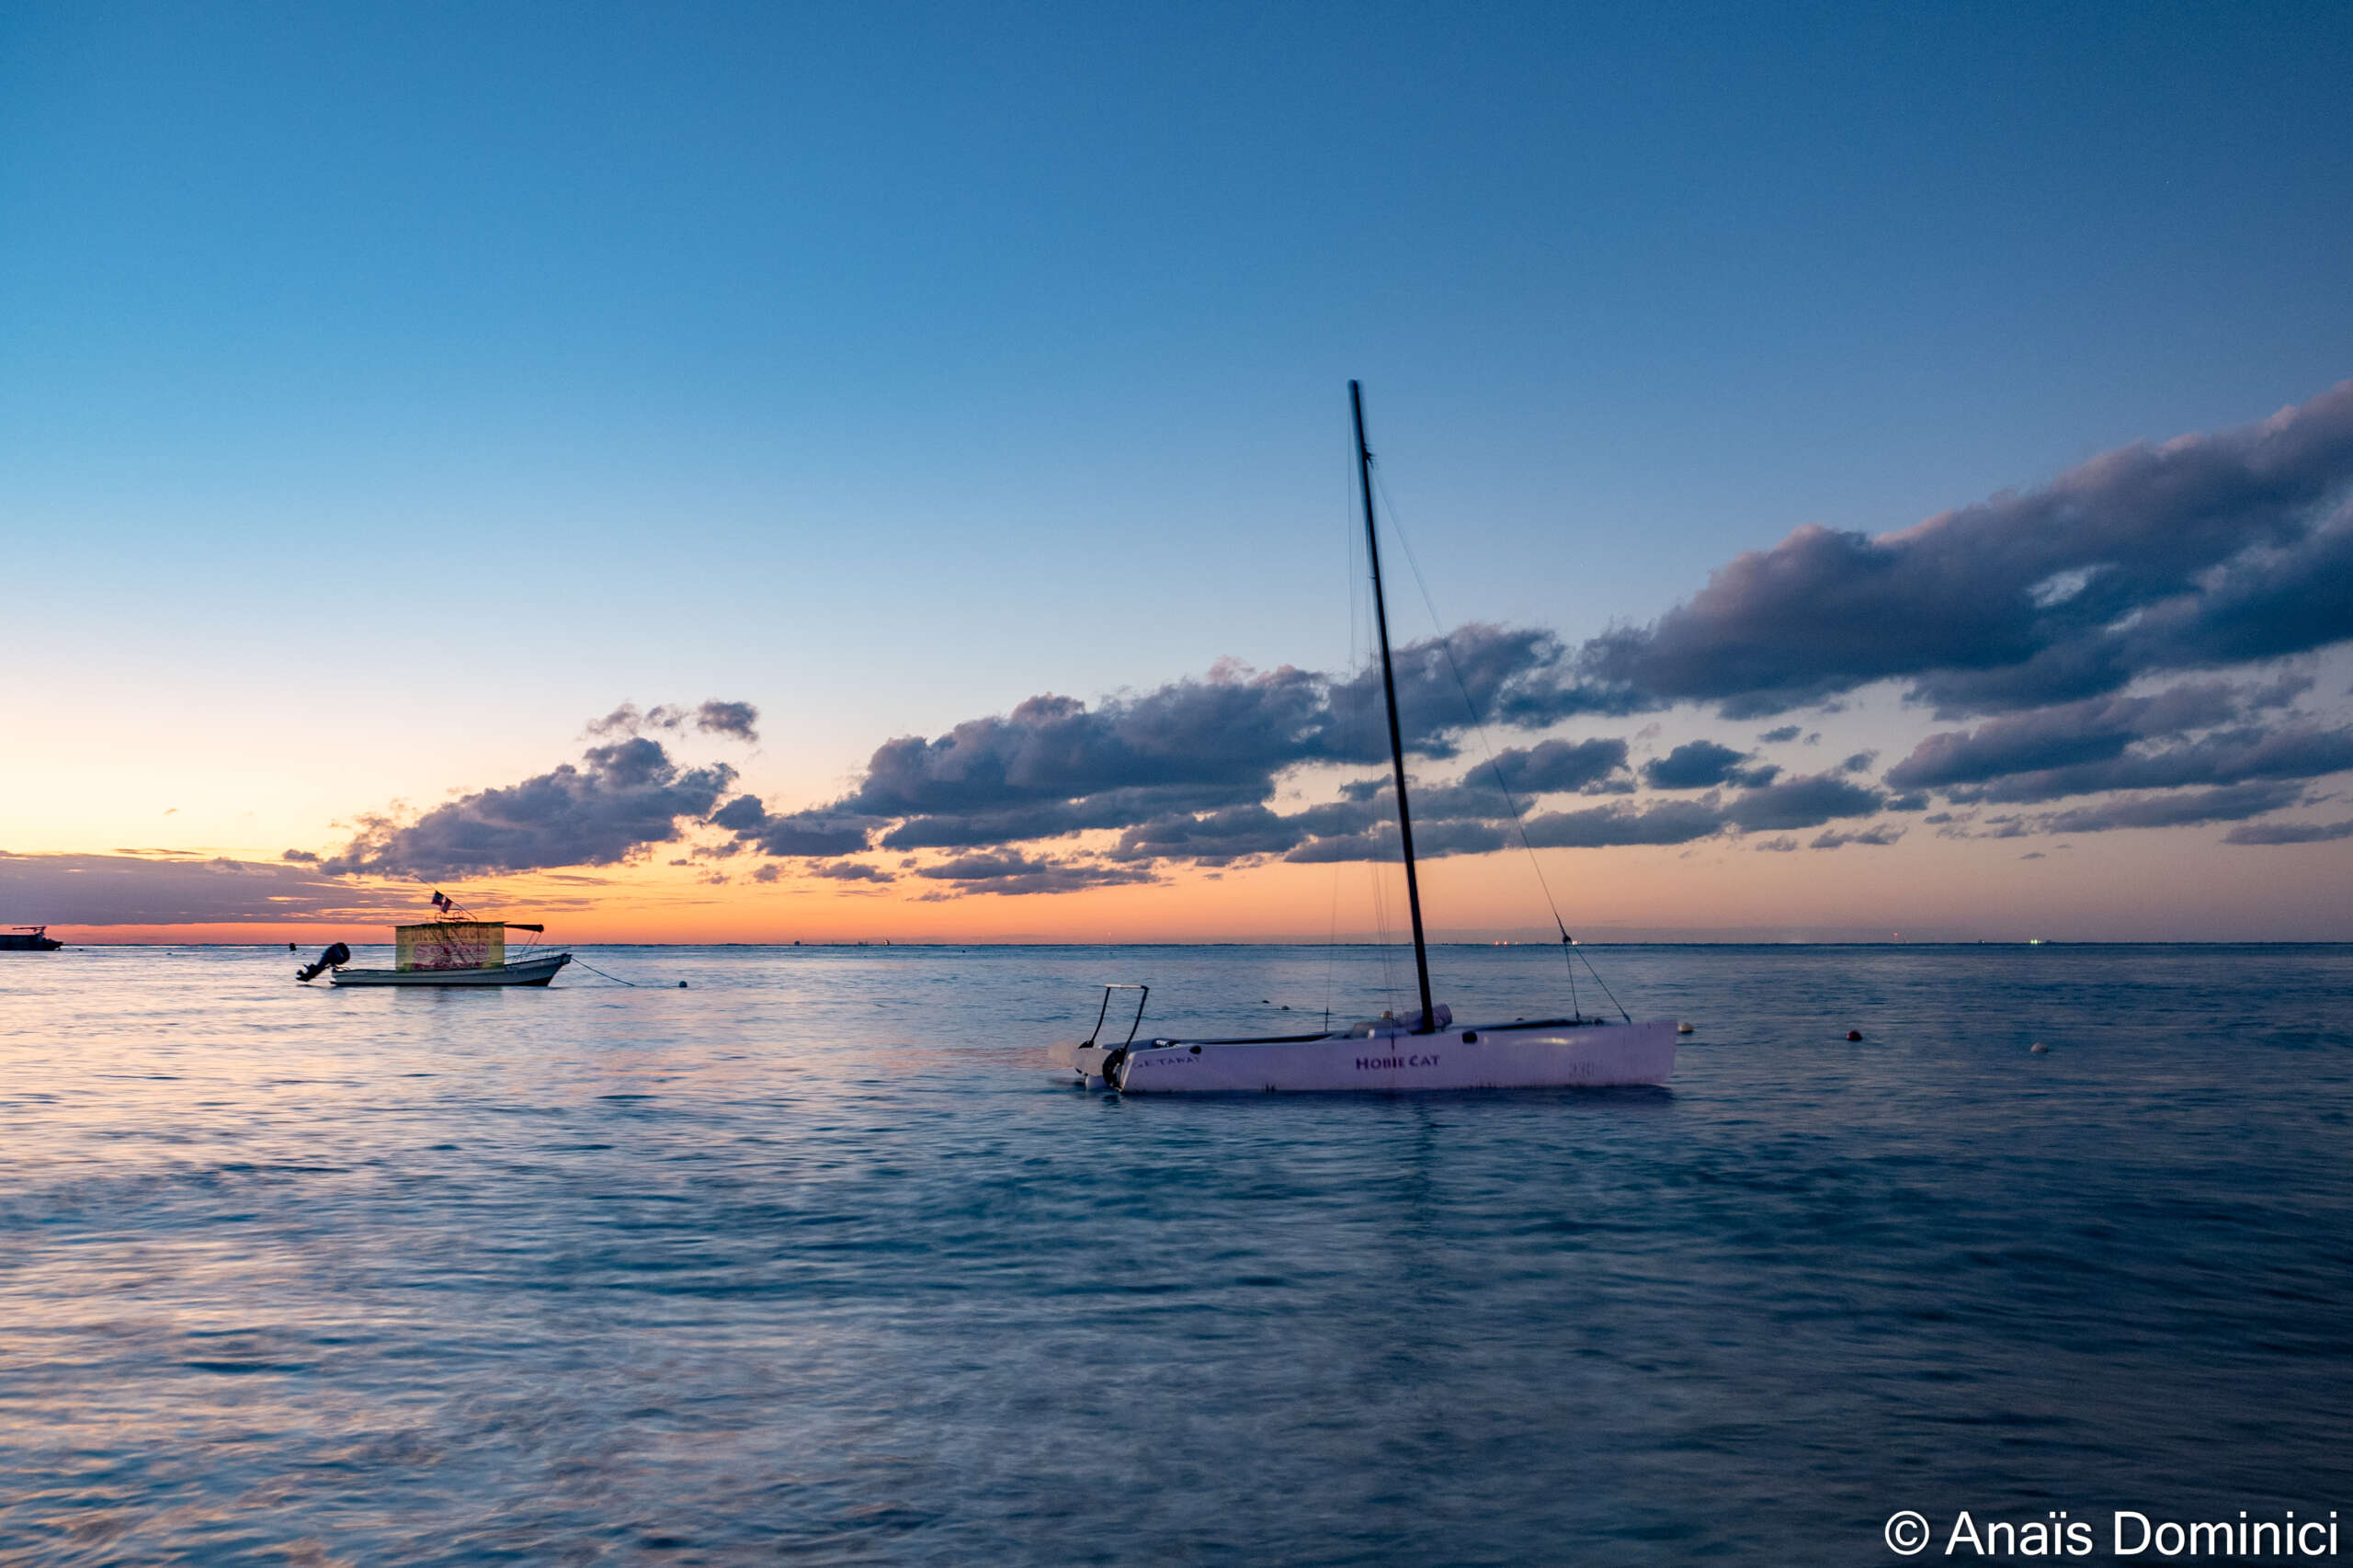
left=1052, top=1014, right=1675, bottom=1092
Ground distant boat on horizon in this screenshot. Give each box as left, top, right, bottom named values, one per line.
left=297, top=896, right=572, bottom=987
left=1051, top=382, right=1677, bottom=1094
left=1, top=926, right=63, bottom=952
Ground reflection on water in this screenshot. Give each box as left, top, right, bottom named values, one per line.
left=1, top=943, right=2349, bottom=1563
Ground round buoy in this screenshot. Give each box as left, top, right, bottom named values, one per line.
left=2029, top=1041, right=2048, bottom=1053
left=1677, top=1022, right=1694, bottom=1035
left=678, top=981, right=689, bottom=989
left=1846, top=1029, right=1862, bottom=1041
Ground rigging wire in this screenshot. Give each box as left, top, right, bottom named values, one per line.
left=1343, top=415, right=1401, bottom=1014
left=1369, top=465, right=1632, bottom=1024
left=1572, top=945, right=1630, bottom=1024
left=1322, top=421, right=1359, bottom=1034
left=1361, top=636, right=1400, bottom=1011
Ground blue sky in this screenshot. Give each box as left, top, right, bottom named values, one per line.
left=3, top=2, right=2350, bottom=938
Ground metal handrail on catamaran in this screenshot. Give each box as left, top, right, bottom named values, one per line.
left=1080, top=983, right=1150, bottom=1050
left=1048, top=382, right=1677, bottom=1093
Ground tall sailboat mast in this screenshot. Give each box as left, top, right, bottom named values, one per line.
left=1351, top=380, right=1437, bottom=1033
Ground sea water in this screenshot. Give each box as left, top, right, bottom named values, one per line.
left=1, top=943, right=2347, bottom=1564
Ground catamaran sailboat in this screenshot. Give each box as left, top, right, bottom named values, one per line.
left=1050, top=382, right=1676, bottom=1094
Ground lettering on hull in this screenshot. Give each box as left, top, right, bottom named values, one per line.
left=1355, top=1054, right=1441, bottom=1071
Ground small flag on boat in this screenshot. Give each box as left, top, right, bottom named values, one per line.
left=431, top=891, right=450, bottom=912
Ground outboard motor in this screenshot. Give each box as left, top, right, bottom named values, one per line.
left=296, top=942, right=351, bottom=983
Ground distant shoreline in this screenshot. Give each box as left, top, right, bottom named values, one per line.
left=28, top=938, right=2352, bottom=949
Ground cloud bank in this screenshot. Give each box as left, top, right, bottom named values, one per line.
left=0, top=852, right=404, bottom=926
left=685, top=385, right=2353, bottom=888
left=1581, top=381, right=2353, bottom=717
left=273, top=383, right=2353, bottom=903
left=324, top=735, right=736, bottom=878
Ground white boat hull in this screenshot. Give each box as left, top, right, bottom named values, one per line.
left=328, top=953, right=572, bottom=987
left=1053, top=1017, right=1676, bottom=1093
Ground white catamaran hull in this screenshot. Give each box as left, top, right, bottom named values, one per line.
left=1055, top=1018, right=1675, bottom=1093
left=328, top=953, right=573, bottom=987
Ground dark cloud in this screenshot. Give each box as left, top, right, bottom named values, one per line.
left=1520, top=799, right=1727, bottom=848
left=0, top=852, right=404, bottom=926
left=280, top=848, right=320, bottom=864
left=586, top=703, right=654, bottom=736
left=694, top=700, right=760, bottom=742
left=829, top=628, right=1605, bottom=832
left=1642, top=740, right=1777, bottom=790
left=707, top=795, right=881, bottom=857
left=2033, top=781, right=2307, bottom=834
left=912, top=852, right=1156, bottom=896
left=323, top=737, right=734, bottom=877
left=2223, top=818, right=2353, bottom=845
left=1884, top=680, right=2353, bottom=806
left=1838, top=751, right=1879, bottom=774
left=1961, top=726, right=2353, bottom=806
left=1485, top=737, right=1631, bottom=795
left=1279, top=818, right=1514, bottom=863
left=1583, top=381, right=2353, bottom=717
left=811, top=862, right=896, bottom=882
left=722, top=631, right=1631, bottom=870
left=1378, top=779, right=1502, bottom=824
left=1886, top=682, right=2263, bottom=790
left=748, top=814, right=881, bottom=857
left=1811, top=824, right=1904, bottom=849
left=1112, top=804, right=1307, bottom=866
left=1322, top=625, right=1639, bottom=744
left=711, top=656, right=1892, bottom=873
left=707, top=796, right=771, bottom=833
left=1720, top=773, right=1885, bottom=832
left=588, top=699, right=762, bottom=744
left=1757, top=725, right=1802, bottom=744
left=877, top=785, right=1244, bottom=852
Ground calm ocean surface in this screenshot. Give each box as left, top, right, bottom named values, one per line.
left=2, top=942, right=2348, bottom=1565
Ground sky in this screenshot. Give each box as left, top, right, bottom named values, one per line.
left=3, top=0, right=2351, bottom=943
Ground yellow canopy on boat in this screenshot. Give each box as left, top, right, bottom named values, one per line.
left=394, top=921, right=505, bottom=971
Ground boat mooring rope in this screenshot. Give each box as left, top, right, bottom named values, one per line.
left=570, top=959, right=645, bottom=988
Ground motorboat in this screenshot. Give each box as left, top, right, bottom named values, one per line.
left=297, top=896, right=571, bottom=987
